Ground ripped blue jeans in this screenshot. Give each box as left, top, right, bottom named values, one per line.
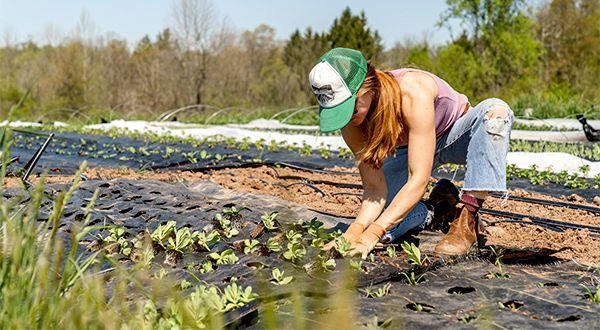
left=381, top=98, right=514, bottom=242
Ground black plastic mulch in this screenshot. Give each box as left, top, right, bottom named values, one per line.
left=3, top=178, right=598, bottom=328
left=7, top=130, right=353, bottom=175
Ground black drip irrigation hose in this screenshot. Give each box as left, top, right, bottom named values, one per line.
left=273, top=182, right=325, bottom=196
left=277, top=175, right=362, bottom=189
left=488, top=191, right=600, bottom=214
left=1, top=156, right=19, bottom=168
left=479, top=218, right=564, bottom=233
left=479, top=208, right=600, bottom=235
left=278, top=175, right=600, bottom=215
left=273, top=161, right=359, bottom=176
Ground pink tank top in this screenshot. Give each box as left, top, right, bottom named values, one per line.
left=388, top=68, right=469, bottom=144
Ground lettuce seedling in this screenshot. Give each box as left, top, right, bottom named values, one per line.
left=401, top=241, right=428, bottom=266
left=401, top=271, right=425, bottom=285
left=192, top=230, right=220, bottom=251
left=200, top=150, right=210, bottom=159
left=243, top=239, right=260, bottom=254
left=261, top=212, right=279, bottom=231
left=285, top=229, right=302, bottom=244
left=103, top=226, right=130, bottom=256
left=270, top=268, right=293, bottom=285
left=386, top=245, right=397, bottom=258
left=334, top=237, right=352, bottom=255
left=320, top=257, right=336, bottom=272
left=165, top=227, right=192, bottom=266
left=223, top=206, right=248, bottom=218
left=266, top=237, right=282, bottom=252
left=199, top=261, right=214, bottom=274
left=350, top=259, right=366, bottom=272
left=208, top=248, right=239, bottom=265
left=167, top=227, right=193, bottom=252
left=282, top=242, right=306, bottom=263
left=360, top=283, right=392, bottom=298
left=222, top=283, right=258, bottom=312
left=150, top=221, right=177, bottom=250
left=215, top=213, right=239, bottom=238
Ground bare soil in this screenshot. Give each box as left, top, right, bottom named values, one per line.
left=7, top=165, right=599, bottom=265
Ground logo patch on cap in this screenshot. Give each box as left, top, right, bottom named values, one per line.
left=311, top=84, right=334, bottom=104
left=309, top=61, right=352, bottom=108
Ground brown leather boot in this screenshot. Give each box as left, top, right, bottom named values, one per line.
left=426, top=179, right=460, bottom=232
left=434, top=204, right=478, bottom=256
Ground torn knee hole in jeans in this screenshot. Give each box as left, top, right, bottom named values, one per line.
left=484, top=106, right=510, bottom=139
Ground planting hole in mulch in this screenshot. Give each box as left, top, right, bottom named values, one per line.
left=447, top=286, right=476, bottom=294
left=501, top=299, right=524, bottom=310
left=556, top=315, right=582, bottom=322
left=405, top=302, right=435, bottom=313
left=539, top=282, right=559, bottom=287
left=118, top=207, right=133, bottom=214
left=246, top=261, right=268, bottom=269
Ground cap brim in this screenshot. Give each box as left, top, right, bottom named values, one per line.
left=319, top=94, right=356, bottom=132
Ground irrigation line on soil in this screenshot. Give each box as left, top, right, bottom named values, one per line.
left=479, top=208, right=600, bottom=234
left=276, top=174, right=600, bottom=215
left=273, top=182, right=325, bottom=196
left=273, top=162, right=359, bottom=176
left=488, top=192, right=600, bottom=214
left=479, top=218, right=564, bottom=233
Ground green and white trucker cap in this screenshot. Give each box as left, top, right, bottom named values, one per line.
left=309, top=48, right=368, bottom=132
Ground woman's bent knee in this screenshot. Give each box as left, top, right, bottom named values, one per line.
left=479, top=100, right=513, bottom=140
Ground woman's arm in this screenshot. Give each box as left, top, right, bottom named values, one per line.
left=351, top=72, right=437, bottom=257
left=321, top=124, right=386, bottom=246
left=341, top=124, right=387, bottom=227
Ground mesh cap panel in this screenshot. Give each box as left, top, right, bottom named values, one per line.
left=320, top=48, right=367, bottom=94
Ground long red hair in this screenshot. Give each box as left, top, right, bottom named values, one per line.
left=358, top=63, right=404, bottom=169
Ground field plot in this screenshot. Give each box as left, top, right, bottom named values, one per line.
left=2, top=128, right=599, bottom=328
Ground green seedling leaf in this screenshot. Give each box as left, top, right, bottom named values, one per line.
left=282, top=242, right=306, bottom=263
left=360, top=283, right=392, bottom=298
left=261, top=211, right=279, bottom=231
left=401, top=241, right=428, bottom=266
left=266, top=237, right=282, bottom=252
left=167, top=227, right=192, bottom=252
left=386, top=245, right=397, bottom=258
left=270, top=268, right=293, bottom=285
left=243, top=239, right=260, bottom=254
left=192, top=230, right=220, bottom=251
left=208, top=248, right=239, bottom=265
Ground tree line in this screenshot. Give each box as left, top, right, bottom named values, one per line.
left=0, top=0, right=598, bottom=122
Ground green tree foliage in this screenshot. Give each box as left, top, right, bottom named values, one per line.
left=437, top=0, right=541, bottom=98
left=327, top=7, right=383, bottom=61
left=536, top=0, right=600, bottom=100
left=283, top=28, right=330, bottom=104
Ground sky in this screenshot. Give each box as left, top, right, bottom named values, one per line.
left=0, top=0, right=461, bottom=47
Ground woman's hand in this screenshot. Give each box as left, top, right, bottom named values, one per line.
left=348, top=223, right=386, bottom=259
left=323, top=222, right=365, bottom=250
